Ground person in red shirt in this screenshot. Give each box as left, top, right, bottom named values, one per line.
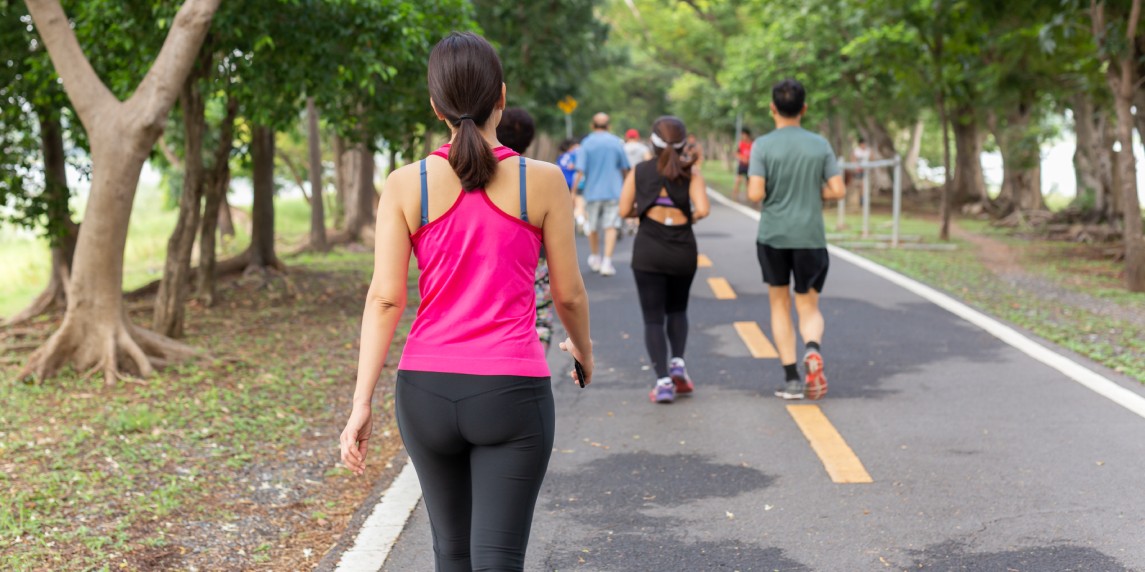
left=732, top=128, right=752, bottom=202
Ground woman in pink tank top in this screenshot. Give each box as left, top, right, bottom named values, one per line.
left=338, top=32, right=593, bottom=571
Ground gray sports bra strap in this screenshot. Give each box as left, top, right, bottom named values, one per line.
left=518, top=156, right=528, bottom=222
left=420, top=159, right=428, bottom=226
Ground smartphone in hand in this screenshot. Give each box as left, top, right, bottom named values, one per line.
left=573, top=359, right=586, bottom=388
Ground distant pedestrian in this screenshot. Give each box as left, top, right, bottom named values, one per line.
left=557, top=138, right=587, bottom=230
left=747, top=78, right=845, bottom=400
left=622, top=129, right=651, bottom=236
left=340, top=32, right=593, bottom=572
left=498, top=108, right=555, bottom=350
left=573, top=112, right=631, bottom=276
left=624, top=128, right=653, bottom=168
left=684, top=133, right=704, bottom=170
left=619, top=116, right=710, bottom=404
left=732, top=127, right=752, bottom=202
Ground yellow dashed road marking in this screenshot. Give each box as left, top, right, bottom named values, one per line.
left=707, top=277, right=737, bottom=300
left=732, top=321, right=778, bottom=358
left=786, top=404, right=873, bottom=484
left=697, top=254, right=713, bottom=268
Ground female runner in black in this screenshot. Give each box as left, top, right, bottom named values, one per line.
left=619, top=116, right=710, bottom=403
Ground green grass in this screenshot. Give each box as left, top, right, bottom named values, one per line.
left=0, top=186, right=323, bottom=318
left=701, top=161, right=739, bottom=197
left=856, top=219, right=1145, bottom=382
left=0, top=246, right=397, bottom=569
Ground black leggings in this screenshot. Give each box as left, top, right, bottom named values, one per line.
left=632, top=269, right=695, bottom=378
left=395, top=370, right=555, bottom=572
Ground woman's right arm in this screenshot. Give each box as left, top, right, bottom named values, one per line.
left=341, top=168, right=414, bottom=475
left=538, top=164, right=594, bottom=386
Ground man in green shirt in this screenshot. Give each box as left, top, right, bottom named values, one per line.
left=747, top=79, right=845, bottom=400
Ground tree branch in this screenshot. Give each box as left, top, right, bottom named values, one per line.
left=1129, top=0, right=1141, bottom=43
left=124, top=0, right=222, bottom=132
left=678, top=0, right=715, bottom=22
left=158, top=134, right=184, bottom=171
left=277, top=149, right=310, bottom=202
left=23, top=0, right=118, bottom=129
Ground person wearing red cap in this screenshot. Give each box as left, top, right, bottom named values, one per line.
left=624, top=128, right=653, bottom=169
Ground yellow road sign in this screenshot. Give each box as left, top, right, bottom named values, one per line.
left=557, top=95, right=577, bottom=115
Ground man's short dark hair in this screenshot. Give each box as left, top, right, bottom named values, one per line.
left=559, top=138, right=576, bottom=153
left=741, top=128, right=751, bottom=137
left=496, top=107, right=536, bottom=155
left=772, top=79, right=806, bottom=118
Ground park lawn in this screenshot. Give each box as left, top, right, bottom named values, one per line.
left=1, top=205, right=409, bottom=569
left=0, top=187, right=332, bottom=318
left=704, top=161, right=1144, bottom=383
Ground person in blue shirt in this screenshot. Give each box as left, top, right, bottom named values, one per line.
left=556, top=139, right=585, bottom=230
left=572, top=113, right=630, bottom=276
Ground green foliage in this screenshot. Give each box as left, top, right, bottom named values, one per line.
left=0, top=1, right=78, bottom=240
left=473, top=0, right=610, bottom=134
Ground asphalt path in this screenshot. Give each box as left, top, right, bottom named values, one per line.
left=379, top=199, right=1145, bottom=571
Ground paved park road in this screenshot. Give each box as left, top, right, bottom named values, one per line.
left=379, top=198, right=1145, bottom=571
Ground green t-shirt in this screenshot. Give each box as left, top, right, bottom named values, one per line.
left=747, top=127, right=840, bottom=249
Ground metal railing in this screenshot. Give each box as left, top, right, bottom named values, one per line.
left=836, top=156, right=903, bottom=247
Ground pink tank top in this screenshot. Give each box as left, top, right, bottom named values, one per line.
left=397, top=144, right=549, bottom=377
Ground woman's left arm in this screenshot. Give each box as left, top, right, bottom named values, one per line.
left=340, top=169, right=413, bottom=476
left=689, top=173, right=710, bottom=221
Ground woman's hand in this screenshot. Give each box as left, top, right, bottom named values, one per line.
left=559, top=337, right=594, bottom=386
left=340, top=406, right=373, bottom=476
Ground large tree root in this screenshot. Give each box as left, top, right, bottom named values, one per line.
left=18, top=313, right=200, bottom=386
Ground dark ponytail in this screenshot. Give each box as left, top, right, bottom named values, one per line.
left=427, top=32, right=503, bottom=190
left=651, top=116, right=694, bottom=182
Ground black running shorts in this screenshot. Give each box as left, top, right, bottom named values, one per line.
left=756, top=243, right=829, bottom=294
left=737, top=162, right=749, bottom=176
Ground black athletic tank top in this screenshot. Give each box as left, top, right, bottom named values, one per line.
left=631, top=161, right=697, bottom=276
left=634, top=161, right=692, bottom=221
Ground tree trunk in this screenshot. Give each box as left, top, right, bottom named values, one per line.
left=247, top=124, right=284, bottom=273
left=4, top=107, right=77, bottom=326
left=153, top=48, right=210, bottom=338
left=905, top=119, right=924, bottom=182
left=20, top=0, right=218, bottom=384
left=991, top=103, right=1045, bottom=215
left=862, top=117, right=918, bottom=194
left=936, top=86, right=952, bottom=241
left=197, top=97, right=237, bottom=306
left=1107, top=0, right=1145, bottom=291
left=307, top=97, right=328, bottom=251
left=218, top=190, right=235, bottom=237
left=1071, top=93, right=1117, bottom=221
left=341, top=139, right=375, bottom=242
left=332, top=134, right=347, bottom=228
left=1104, top=117, right=1123, bottom=219
left=951, top=109, right=986, bottom=207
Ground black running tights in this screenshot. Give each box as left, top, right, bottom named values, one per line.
left=395, top=370, right=555, bottom=572
left=633, top=269, right=695, bottom=378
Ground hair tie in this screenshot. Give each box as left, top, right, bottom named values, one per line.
left=650, top=132, right=686, bottom=150
left=452, top=114, right=474, bottom=127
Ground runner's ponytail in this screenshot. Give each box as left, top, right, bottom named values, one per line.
left=427, top=32, right=502, bottom=190
left=651, top=116, right=694, bottom=182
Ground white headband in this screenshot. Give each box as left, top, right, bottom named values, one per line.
left=650, top=132, right=686, bottom=150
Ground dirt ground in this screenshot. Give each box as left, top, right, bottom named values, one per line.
left=1, top=252, right=409, bottom=571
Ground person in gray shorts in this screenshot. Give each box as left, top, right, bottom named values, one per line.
left=573, top=112, right=631, bottom=276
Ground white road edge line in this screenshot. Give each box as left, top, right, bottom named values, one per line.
left=707, top=188, right=1145, bottom=421
left=335, top=459, right=422, bottom=572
